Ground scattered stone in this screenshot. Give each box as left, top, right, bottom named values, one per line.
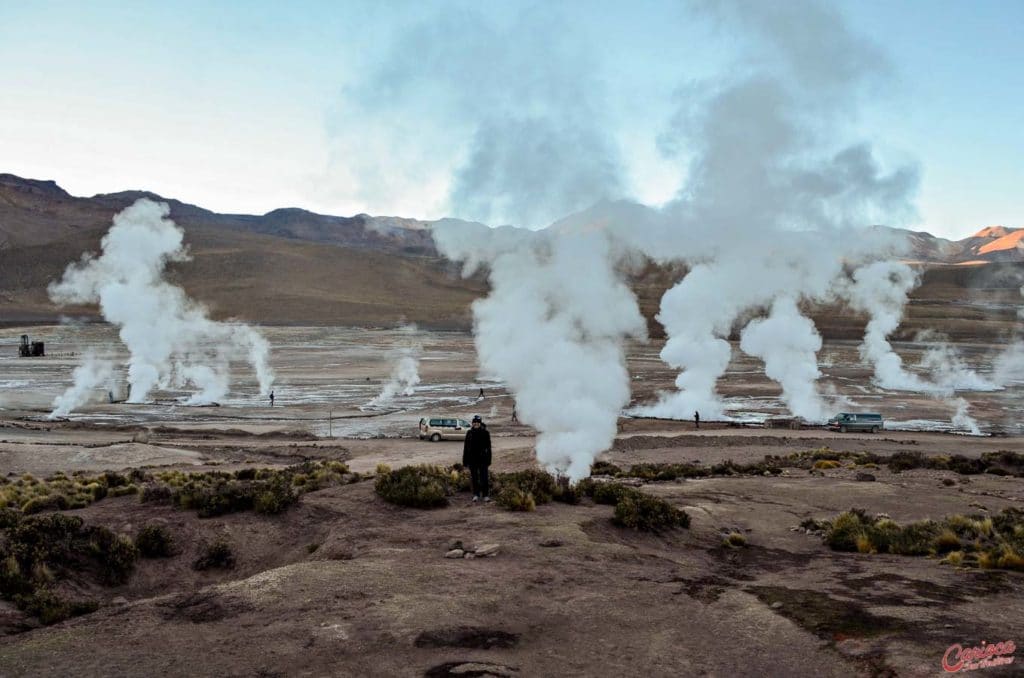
left=464, top=552, right=476, bottom=559
left=855, top=472, right=876, bottom=482
left=770, top=601, right=784, bottom=610
left=444, top=549, right=465, bottom=559
left=475, top=544, right=500, bottom=557
left=111, top=596, right=128, bottom=606
left=538, top=538, right=563, bottom=547
left=941, top=478, right=956, bottom=487
left=425, top=661, right=518, bottom=678
left=448, top=540, right=464, bottom=551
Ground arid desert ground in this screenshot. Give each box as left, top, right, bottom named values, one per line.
left=1, top=325, right=1022, bottom=677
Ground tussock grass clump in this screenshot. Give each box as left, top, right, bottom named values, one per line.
left=590, top=461, right=623, bottom=476
left=493, top=470, right=557, bottom=504
left=813, top=460, right=841, bottom=471
left=0, top=513, right=136, bottom=624
left=628, top=463, right=710, bottom=481
left=821, top=507, right=1024, bottom=571
left=492, top=469, right=587, bottom=511
left=591, top=482, right=638, bottom=506
left=1, top=461, right=355, bottom=518
left=193, top=538, right=236, bottom=571
left=612, top=492, right=690, bottom=532
left=374, top=465, right=461, bottom=508
left=16, top=588, right=99, bottom=626
left=552, top=476, right=583, bottom=505
left=496, top=488, right=536, bottom=512
left=723, top=532, right=747, bottom=548
left=136, top=524, right=174, bottom=558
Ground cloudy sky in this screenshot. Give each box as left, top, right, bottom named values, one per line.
left=0, top=0, right=1020, bottom=238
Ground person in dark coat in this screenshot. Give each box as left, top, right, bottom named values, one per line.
left=694, top=410, right=700, bottom=429
left=462, top=415, right=492, bottom=502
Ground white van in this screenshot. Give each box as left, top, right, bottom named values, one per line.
left=419, top=416, right=471, bottom=442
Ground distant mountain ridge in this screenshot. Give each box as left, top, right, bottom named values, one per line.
left=1, top=173, right=1021, bottom=338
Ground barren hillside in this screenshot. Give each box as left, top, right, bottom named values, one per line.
left=1, top=174, right=1021, bottom=340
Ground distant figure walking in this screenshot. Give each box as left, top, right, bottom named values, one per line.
left=478, top=387, right=485, bottom=398
left=694, top=411, right=700, bottom=429
left=511, top=403, right=518, bottom=424
left=270, top=391, right=275, bottom=407
left=463, top=415, right=492, bottom=503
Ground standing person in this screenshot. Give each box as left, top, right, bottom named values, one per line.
left=694, top=410, right=700, bottom=429
left=270, top=391, right=275, bottom=407
left=478, top=387, right=485, bottom=399
left=463, top=415, right=492, bottom=503
left=511, top=403, right=518, bottom=424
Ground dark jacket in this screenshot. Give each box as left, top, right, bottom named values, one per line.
left=463, top=426, right=492, bottom=467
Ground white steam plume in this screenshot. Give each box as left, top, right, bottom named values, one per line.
left=49, top=354, right=115, bottom=418
left=951, top=397, right=981, bottom=435
left=739, top=297, right=828, bottom=421
left=48, top=199, right=275, bottom=412
left=435, top=220, right=646, bottom=481
left=631, top=0, right=918, bottom=420
left=366, top=325, right=422, bottom=408
left=845, top=261, right=930, bottom=391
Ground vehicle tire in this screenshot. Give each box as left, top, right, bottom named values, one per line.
left=871, top=426, right=878, bottom=434
left=430, top=433, right=441, bottom=442
left=840, top=425, right=847, bottom=433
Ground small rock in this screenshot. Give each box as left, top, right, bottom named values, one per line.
left=464, top=552, right=476, bottom=559
left=539, top=538, right=563, bottom=547
left=111, top=596, right=128, bottom=606
left=855, top=472, right=876, bottom=482
left=475, top=544, right=500, bottom=557
left=770, top=602, right=783, bottom=610
left=449, top=540, right=464, bottom=551
left=445, top=549, right=465, bottom=559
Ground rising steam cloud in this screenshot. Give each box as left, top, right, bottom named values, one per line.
left=366, top=324, right=422, bottom=408
left=631, top=0, right=918, bottom=423
left=435, top=220, right=646, bottom=481
left=344, top=0, right=1004, bottom=468
left=48, top=199, right=274, bottom=414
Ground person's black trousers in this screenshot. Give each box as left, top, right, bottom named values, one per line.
left=469, top=465, right=489, bottom=498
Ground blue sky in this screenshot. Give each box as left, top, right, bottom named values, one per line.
left=0, top=0, right=1020, bottom=239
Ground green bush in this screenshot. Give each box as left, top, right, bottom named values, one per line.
left=194, top=538, right=236, bottom=571
left=374, top=465, right=457, bottom=508
left=21, top=494, right=70, bottom=515
left=253, top=477, right=299, bottom=515
left=136, top=525, right=174, bottom=558
left=590, top=461, right=623, bottom=476
left=15, top=588, right=98, bottom=626
left=0, top=507, right=22, bottom=529
left=592, top=482, right=639, bottom=506
left=612, top=492, right=690, bottom=532
left=0, top=513, right=135, bottom=623
left=86, top=527, right=138, bottom=584
left=493, top=470, right=557, bottom=505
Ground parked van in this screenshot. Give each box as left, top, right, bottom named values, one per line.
left=419, top=416, right=471, bottom=442
left=828, top=413, right=883, bottom=433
